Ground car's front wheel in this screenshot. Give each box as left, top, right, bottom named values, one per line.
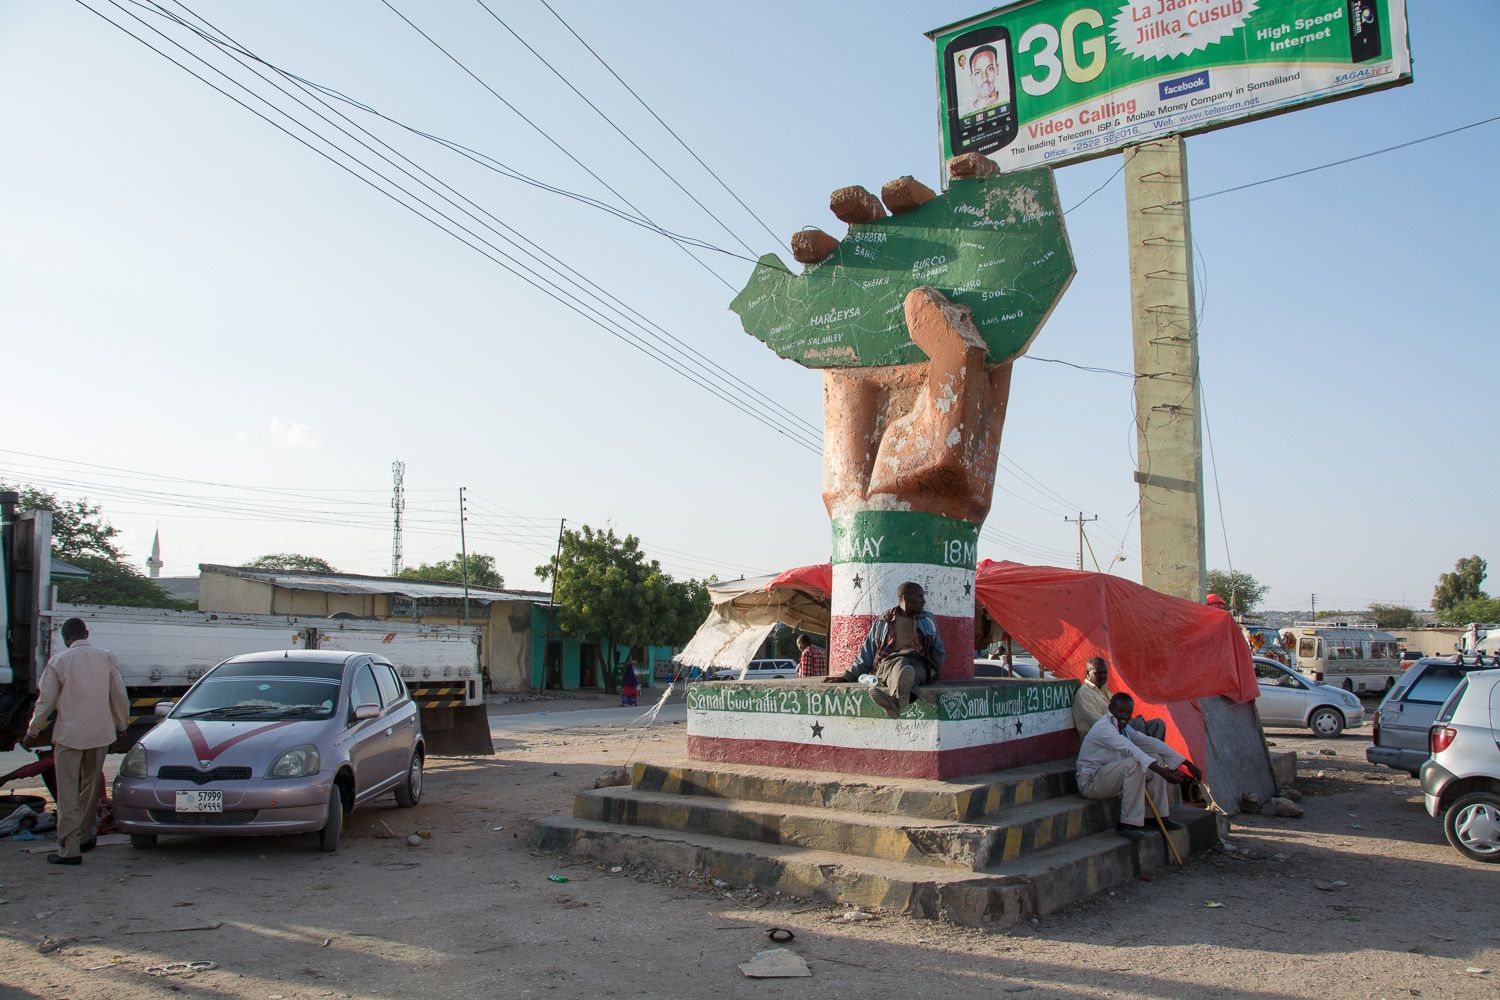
left=394, top=750, right=423, bottom=808
left=319, top=783, right=343, bottom=852
left=129, top=833, right=157, bottom=849
left=1445, top=792, right=1500, bottom=862
left=1308, top=707, right=1345, bottom=738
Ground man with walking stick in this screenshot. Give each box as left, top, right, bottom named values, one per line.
left=1076, top=692, right=1202, bottom=841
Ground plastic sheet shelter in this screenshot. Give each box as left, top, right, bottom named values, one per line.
left=674, top=572, right=831, bottom=672
left=972, top=559, right=1259, bottom=771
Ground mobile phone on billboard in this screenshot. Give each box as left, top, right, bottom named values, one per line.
left=943, top=26, right=1019, bottom=157
left=1346, top=0, right=1383, bottom=63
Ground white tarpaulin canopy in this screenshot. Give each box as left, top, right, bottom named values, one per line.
left=674, top=573, right=830, bottom=671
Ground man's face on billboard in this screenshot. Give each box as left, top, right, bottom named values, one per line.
left=970, top=48, right=998, bottom=101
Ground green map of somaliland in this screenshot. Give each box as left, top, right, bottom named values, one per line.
left=730, top=166, right=1075, bottom=370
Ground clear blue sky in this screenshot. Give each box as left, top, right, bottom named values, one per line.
left=1, top=1, right=1494, bottom=614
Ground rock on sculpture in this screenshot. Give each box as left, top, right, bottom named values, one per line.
left=730, top=156, right=1075, bottom=679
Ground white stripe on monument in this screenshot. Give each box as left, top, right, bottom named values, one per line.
left=688, top=708, right=1072, bottom=751
left=831, top=562, right=976, bottom=618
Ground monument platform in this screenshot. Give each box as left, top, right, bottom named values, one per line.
left=533, top=758, right=1217, bottom=927
left=685, top=677, right=1079, bottom=779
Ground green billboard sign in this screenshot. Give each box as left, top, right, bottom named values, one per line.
left=928, top=0, right=1412, bottom=173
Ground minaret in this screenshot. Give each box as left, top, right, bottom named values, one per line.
left=147, top=529, right=163, bottom=578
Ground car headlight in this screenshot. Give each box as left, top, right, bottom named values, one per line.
left=120, top=743, right=148, bottom=778
left=266, top=745, right=321, bottom=778
left=1341, top=692, right=1361, bottom=707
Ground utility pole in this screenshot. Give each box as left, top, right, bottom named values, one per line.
left=1125, top=136, right=1207, bottom=602
left=542, top=518, right=566, bottom=692
left=390, top=460, right=406, bottom=577
left=1311, top=594, right=1316, bottom=620
left=1064, top=512, right=1097, bottom=572
left=458, top=487, right=470, bottom=627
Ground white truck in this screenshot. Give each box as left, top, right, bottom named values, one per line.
left=2, top=498, right=492, bottom=756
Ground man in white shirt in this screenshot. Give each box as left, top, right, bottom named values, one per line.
left=1076, top=692, right=1202, bottom=840
left=23, top=618, right=129, bottom=865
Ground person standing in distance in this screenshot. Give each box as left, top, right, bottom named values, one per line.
left=22, top=618, right=128, bottom=865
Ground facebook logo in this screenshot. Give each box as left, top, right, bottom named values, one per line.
left=1159, top=71, right=1210, bottom=100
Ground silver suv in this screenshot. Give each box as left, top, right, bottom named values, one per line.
left=1367, top=658, right=1472, bottom=776
left=1420, top=668, right=1500, bottom=863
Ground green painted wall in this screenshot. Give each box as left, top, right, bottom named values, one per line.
left=528, top=604, right=671, bottom=691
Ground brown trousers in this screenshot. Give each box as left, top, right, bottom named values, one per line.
left=54, top=745, right=105, bottom=858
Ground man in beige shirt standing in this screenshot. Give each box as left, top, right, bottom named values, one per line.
left=23, top=618, right=129, bottom=866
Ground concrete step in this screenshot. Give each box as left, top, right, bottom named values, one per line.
left=575, top=785, right=1119, bottom=871
left=533, top=803, right=1216, bottom=928
left=630, top=759, right=1081, bottom=821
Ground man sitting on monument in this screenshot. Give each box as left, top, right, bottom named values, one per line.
left=1077, top=692, right=1202, bottom=841
left=1072, top=657, right=1167, bottom=740
left=823, top=582, right=945, bottom=719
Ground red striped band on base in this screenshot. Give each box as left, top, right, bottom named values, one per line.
left=687, top=729, right=1079, bottom=780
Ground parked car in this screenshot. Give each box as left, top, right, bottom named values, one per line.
left=1252, top=656, right=1365, bottom=737
left=1400, top=650, right=1425, bottom=670
left=112, top=650, right=424, bottom=852
left=1366, top=657, right=1473, bottom=775
left=730, top=658, right=799, bottom=680
left=973, top=657, right=1048, bottom=679
left=1420, top=668, right=1500, bottom=862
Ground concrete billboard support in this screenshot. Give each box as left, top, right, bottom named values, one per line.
left=1124, top=137, right=1206, bottom=603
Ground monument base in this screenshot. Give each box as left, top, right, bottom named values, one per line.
left=685, top=677, right=1079, bottom=780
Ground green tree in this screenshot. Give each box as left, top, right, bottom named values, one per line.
left=399, top=553, right=503, bottom=590
left=1434, top=556, right=1487, bottom=613
left=247, top=553, right=338, bottom=573
left=1441, top=597, right=1500, bottom=625
left=4, top=483, right=189, bottom=608
left=1368, top=602, right=1417, bottom=630
left=536, top=525, right=708, bottom=693
left=1205, top=569, right=1268, bottom=615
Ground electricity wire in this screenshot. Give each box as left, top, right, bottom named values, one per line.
left=534, top=0, right=792, bottom=257
left=149, top=0, right=819, bottom=448
left=376, top=0, right=739, bottom=292
left=471, top=0, right=760, bottom=258
left=90, top=0, right=822, bottom=454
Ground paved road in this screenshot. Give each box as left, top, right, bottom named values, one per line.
left=487, top=702, right=686, bottom=735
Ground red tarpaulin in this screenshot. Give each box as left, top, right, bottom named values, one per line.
left=973, top=559, right=1256, bottom=765
left=765, top=559, right=1256, bottom=766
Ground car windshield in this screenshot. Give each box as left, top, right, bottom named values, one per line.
left=174, top=673, right=341, bottom=720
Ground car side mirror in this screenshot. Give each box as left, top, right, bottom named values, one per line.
left=154, top=701, right=176, bottom=717
left=353, top=704, right=381, bottom=720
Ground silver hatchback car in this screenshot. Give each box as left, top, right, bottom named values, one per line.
left=1421, top=668, right=1500, bottom=862
left=113, top=651, right=424, bottom=852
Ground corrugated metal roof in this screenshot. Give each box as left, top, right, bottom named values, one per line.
left=198, top=564, right=549, bottom=604
left=51, top=557, right=90, bottom=580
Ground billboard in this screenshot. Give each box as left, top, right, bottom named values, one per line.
left=928, top=0, right=1411, bottom=173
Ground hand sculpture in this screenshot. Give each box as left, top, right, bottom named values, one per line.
left=731, top=154, right=1075, bottom=678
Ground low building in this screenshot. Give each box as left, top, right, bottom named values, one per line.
left=196, top=564, right=673, bottom=693
left=528, top=604, right=672, bottom=691
left=198, top=564, right=550, bottom=692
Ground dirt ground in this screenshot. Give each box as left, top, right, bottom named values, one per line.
left=2, top=708, right=1498, bottom=1000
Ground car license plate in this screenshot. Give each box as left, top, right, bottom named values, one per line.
left=175, top=789, right=223, bottom=813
